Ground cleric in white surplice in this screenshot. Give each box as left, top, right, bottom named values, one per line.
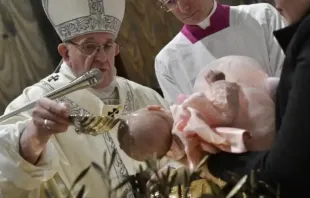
left=155, top=0, right=286, bottom=104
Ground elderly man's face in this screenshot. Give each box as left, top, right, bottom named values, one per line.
left=160, top=0, right=213, bottom=25
left=275, top=0, right=310, bottom=24
left=58, top=32, right=119, bottom=89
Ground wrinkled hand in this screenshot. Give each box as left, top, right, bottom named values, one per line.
left=21, top=97, right=69, bottom=164
left=31, top=97, right=69, bottom=136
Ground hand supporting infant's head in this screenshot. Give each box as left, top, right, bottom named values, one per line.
left=117, top=107, right=174, bottom=161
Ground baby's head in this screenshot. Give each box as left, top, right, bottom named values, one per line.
left=117, top=108, right=174, bottom=161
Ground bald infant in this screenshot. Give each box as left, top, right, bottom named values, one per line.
left=118, top=56, right=278, bottom=165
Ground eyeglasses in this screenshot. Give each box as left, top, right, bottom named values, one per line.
left=157, top=0, right=178, bottom=12
left=67, top=41, right=114, bottom=56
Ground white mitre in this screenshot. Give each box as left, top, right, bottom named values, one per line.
left=42, top=0, right=125, bottom=41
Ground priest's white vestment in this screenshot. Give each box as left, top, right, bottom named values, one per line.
left=155, top=2, right=286, bottom=104
left=0, top=63, right=169, bottom=198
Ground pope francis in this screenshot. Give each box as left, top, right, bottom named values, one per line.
left=0, top=0, right=169, bottom=197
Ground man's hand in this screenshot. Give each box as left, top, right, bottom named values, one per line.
left=20, top=97, right=69, bottom=164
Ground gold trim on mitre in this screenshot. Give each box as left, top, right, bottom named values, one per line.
left=41, top=0, right=125, bottom=41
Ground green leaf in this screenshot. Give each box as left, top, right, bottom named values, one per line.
left=258, top=180, right=277, bottom=195
left=169, top=171, right=178, bottom=187
left=226, top=175, right=248, bottom=198
left=108, top=149, right=117, bottom=173
left=183, top=169, right=191, bottom=196
left=183, top=168, right=189, bottom=187
left=103, top=151, right=108, bottom=168
left=138, top=164, right=144, bottom=173
left=177, top=185, right=182, bottom=197
left=76, top=185, right=86, bottom=198
left=146, top=156, right=160, bottom=172
left=113, top=176, right=132, bottom=192
left=249, top=170, right=257, bottom=193
left=195, top=155, right=209, bottom=171
left=91, top=162, right=107, bottom=182
left=91, top=162, right=104, bottom=172
left=44, top=188, right=54, bottom=198
left=67, top=165, right=91, bottom=198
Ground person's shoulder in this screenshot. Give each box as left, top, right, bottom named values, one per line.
left=38, top=72, right=70, bottom=90
left=23, top=73, right=61, bottom=95
left=18, top=72, right=70, bottom=101
left=232, top=3, right=276, bottom=14
left=231, top=3, right=279, bottom=22
left=3, top=73, right=59, bottom=114
left=155, top=32, right=184, bottom=65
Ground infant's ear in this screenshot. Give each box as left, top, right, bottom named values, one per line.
left=264, top=77, right=280, bottom=101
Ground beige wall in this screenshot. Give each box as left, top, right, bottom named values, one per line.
left=117, top=0, right=182, bottom=88
left=0, top=1, right=54, bottom=113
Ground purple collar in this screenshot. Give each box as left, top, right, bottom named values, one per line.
left=181, top=3, right=230, bottom=44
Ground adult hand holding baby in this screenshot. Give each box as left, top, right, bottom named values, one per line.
left=170, top=72, right=249, bottom=169
left=144, top=85, right=237, bottom=168
left=118, top=56, right=276, bottom=185
left=170, top=56, right=277, bottom=169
